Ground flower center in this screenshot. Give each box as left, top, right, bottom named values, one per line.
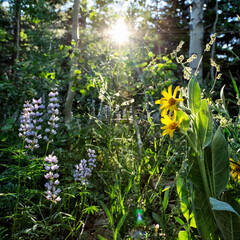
left=168, top=97, right=176, bottom=106
left=169, top=122, right=178, bottom=130
left=235, top=167, right=240, bottom=173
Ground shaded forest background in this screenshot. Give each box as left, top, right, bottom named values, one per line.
left=0, top=0, right=240, bottom=239
left=0, top=0, right=239, bottom=127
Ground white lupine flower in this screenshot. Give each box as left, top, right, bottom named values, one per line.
left=44, top=154, right=61, bottom=204
left=44, top=88, right=60, bottom=143
left=19, top=97, right=44, bottom=151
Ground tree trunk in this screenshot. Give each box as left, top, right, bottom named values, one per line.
left=211, top=0, right=218, bottom=83
left=189, top=0, right=204, bottom=84
left=12, top=0, right=21, bottom=67
left=64, top=0, right=79, bottom=125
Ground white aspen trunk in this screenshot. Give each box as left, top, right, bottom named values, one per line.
left=64, top=0, right=79, bottom=125
left=189, top=0, right=204, bottom=84
left=211, top=0, right=218, bottom=83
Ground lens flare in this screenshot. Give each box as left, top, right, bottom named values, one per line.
left=109, top=19, right=129, bottom=44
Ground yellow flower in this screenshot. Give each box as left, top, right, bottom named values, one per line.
left=207, top=98, right=211, bottom=104
left=230, top=158, right=240, bottom=181
left=161, top=111, right=184, bottom=138
left=155, top=85, right=183, bottom=116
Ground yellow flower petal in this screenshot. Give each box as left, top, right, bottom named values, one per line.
left=161, top=90, right=171, bottom=99
left=230, top=158, right=240, bottom=181
left=157, top=85, right=182, bottom=117
left=161, top=108, right=169, bottom=116
left=173, top=86, right=179, bottom=98
left=168, top=85, right=172, bottom=96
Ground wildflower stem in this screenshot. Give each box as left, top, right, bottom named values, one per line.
left=180, top=130, right=197, bottom=154
left=12, top=141, right=26, bottom=237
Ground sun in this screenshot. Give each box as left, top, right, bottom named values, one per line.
left=109, top=19, right=130, bottom=44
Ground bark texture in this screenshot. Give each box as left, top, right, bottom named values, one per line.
left=64, top=0, right=79, bottom=125
left=189, top=0, right=204, bottom=84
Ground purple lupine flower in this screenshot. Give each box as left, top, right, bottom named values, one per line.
left=44, top=88, right=60, bottom=142
left=74, top=149, right=97, bottom=185
left=44, top=153, right=61, bottom=204
left=19, top=97, right=44, bottom=151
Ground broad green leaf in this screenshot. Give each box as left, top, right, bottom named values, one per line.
left=189, top=212, right=197, bottom=228
left=176, top=110, right=190, bottom=132
left=212, top=127, right=229, bottom=198
left=176, top=177, right=190, bottom=222
left=197, top=99, right=213, bottom=148
left=188, top=77, right=201, bottom=115
left=210, top=198, right=239, bottom=215
left=178, top=230, right=189, bottom=240
left=210, top=197, right=240, bottom=240
left=221, top=189, right=240, bottom=214
left=188, top=149, right=204, bottom=191
left=188, top=150, right=219, bottom=239
left=187, top=130, right=197, bottom=151
left=191, top=188, right=219, bottom=240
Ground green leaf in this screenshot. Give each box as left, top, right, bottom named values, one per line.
left=136, top=62, right=147, bottom=68
left=114, top=213, right=127, bottom=240
left=210, top=198, right=239, bottom=215
left=191, top=188, right=219, bottom=240
left=1, top=118, right=15, bottom=131
left=98, top=235, right=107, bottom=240
left=162, top=188, right=169, bottom=212
left=188, top=78, right=201, bottom=115
left=74, top=70, right=81, bottom=75
left=99, top=200, right=113, bottom=228
left=210, top=197, right=240, bottom=240
left=176, top=177, right=190, bottom=222
left=189, top=212, right=197, bottom=228
left=212, top=127, right=229, bottom=198
left=152, top=212, right=165, bottom=231
left=176, top=110, right=190, bottom=132
left=178, top=230, right=189, bottom=240
left=71, top=40, right=76, bottom=46
left=188, top=150, right=219, bottom=239
left=148, top=52, right=155, bottom=58
left=83, top=205, right=99, bottom=215
left=80, top=89, right=86, bottom=96
left=229, top=71, right=240, bottom=99
left=197, top=99, right=213, bottom=148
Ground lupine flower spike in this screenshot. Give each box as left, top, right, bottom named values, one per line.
left=44, top=89, right=60, bottom=142
left=74, top=149, right=97, bottom=185
left=19, top=98, right=44, bottom=151
left=44, top=153, right=61, bottom=204
left=155, top=85, right=183, bottom=116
